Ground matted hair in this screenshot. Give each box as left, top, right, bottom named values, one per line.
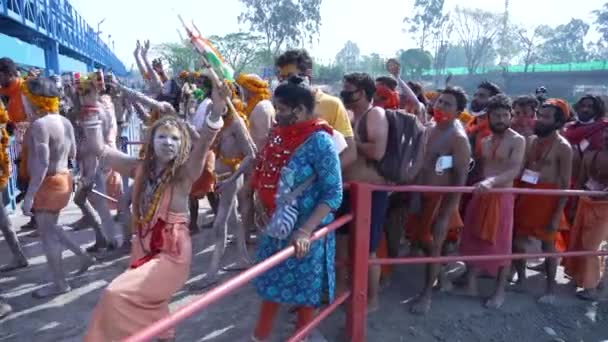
left=133, top=115, right=192, bottom=220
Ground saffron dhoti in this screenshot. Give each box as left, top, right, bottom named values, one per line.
left=190, top=151, right=215, bottom=199
left=32, top=171, right=72, bottom=212
left=460, top=193, right=514, bottom=276
left=405, top=193, right=464, bottom=247
left=84, top=190, right=191, bottom=341
left=513, top=181, right=570, bottom=251
left=563, top=197, right=608, bottom=289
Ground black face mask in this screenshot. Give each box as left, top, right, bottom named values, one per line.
left=276, top=110, right=298, bottom=127
left=340, top=90, right=360, bottom=105
left=470, top=100, right=486, bottom=113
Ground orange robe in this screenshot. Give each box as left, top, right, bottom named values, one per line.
left=84, top=187, right=191, bottom=341
left=563, top=197, right=608, bottom=289
left=513, top=181, right=570, bottom=251
left=405, top=193, right=464, bottom=247
left=32, top=171, right=73, bottom=212
left=189, top=151, right=216, bottom=199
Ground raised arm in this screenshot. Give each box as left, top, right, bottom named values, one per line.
left=117, top=83, right=175, bottom=115
left=133, top=40, right=147, bottom=80
left=183, top=81, right=227, bottom=181
left=141, top=40, right=162, bottom=94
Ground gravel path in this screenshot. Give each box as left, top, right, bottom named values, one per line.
left=1, top=202, right=607, bottom=341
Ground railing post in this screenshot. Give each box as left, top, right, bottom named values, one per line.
left=346, top=182, right=372, bottom=342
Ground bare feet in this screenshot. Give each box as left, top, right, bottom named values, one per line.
left=0, top=300, right=12, bottom=319
left=68, top=217, right=93, bottom=231
left=0, top=258, right=29, bottom=273
left=411, top=295, right=432, bottom=315
left=576, top=289, right=603, bottom=301
left=367, top=299, right=380, bottom=314
left=485, top=292, right=506, bottom=309
left=510, top=280, right=527, bottom=293
left=20, top=219, right=36, bottom=231
left=75, top=255, right=96, bottom=275
left=32, top=284, right=71, bottom=299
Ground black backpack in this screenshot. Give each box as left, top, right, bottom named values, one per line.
left=358, top=109, right=425, bottom=184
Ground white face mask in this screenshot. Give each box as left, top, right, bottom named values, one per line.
left=153, top=125, right=182, bottom=164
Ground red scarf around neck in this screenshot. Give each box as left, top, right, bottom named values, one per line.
left=252, top=118, right=333, bottom=215
left=562, top=119, right=608, bottom=148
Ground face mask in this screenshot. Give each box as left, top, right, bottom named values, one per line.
left=470, top=100, right=485, bottom=113
left=433, top=109, right=454, bottom=125
left=276, top=109, right=298, bottom=127
left=340, top=90, right=360, bottom=105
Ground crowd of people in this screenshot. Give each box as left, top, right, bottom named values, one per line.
left=0, top=41, right=606, bottom=341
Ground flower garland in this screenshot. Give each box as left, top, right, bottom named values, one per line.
left=20, top=82, right=59, bottom=114
left=0, top=105, right=9, bottom=189
left=136, top=168, right=171, bottom=227
left=236, top=74, right=271, bottom=117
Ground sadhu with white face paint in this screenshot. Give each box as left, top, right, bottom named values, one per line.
left=20, top=77, right=95, bottom=298
left=83, top=76, right=229, bottom=342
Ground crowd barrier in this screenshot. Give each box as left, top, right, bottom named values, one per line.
left=122, top=182, right=608, bottom=342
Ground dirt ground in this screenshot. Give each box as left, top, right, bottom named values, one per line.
left=1, top=201, right=608, bottom=342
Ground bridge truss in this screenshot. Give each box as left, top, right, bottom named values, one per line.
left=0, top=0, right=127, bottom=75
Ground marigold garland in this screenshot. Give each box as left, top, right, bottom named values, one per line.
left=0, top=105, right=10, bottom=189
left=20, top=82, right=59, bottom=114
left=236, top=74, right=271, bottom=116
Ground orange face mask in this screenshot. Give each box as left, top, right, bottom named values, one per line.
left=434, top=109, right=454, bottom=124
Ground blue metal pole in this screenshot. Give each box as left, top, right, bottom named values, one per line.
left=44, top=39, right=60, bottom=75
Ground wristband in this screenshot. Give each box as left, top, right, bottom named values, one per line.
left=206, top=115, right=224, bottom=131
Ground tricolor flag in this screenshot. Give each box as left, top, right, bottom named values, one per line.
left=179, top=16, right=234, bottom=82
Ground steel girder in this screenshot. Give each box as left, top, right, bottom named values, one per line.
left=0, top=0, right=127, bottom=75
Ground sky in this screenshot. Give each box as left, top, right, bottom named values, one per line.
left=71, top=0, right=607, bottom=71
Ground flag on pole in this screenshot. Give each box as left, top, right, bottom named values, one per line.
left=179, top=16, right=234, bottom=82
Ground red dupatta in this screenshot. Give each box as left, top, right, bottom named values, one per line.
left=252, top=118, right=333, bottom=215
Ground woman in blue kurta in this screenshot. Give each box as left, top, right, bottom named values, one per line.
left=250, top=76, right=343, bottom=341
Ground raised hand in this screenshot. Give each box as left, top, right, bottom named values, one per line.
left=143, top=40, right=151, bottom=54
left=134, top=40, right=141, bottom=55
left=209, top=81, right=230, bottom=122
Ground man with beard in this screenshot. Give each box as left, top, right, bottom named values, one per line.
left=406, top=87, right=471, bottom=314
left=337, top=73, right=389, bottom=312
left=466, top=82, right=502, bottom=160
left=458, top=94, right=525, bottom=309
left=512, top=98, right=572, bottom=304
left=512, top=95, right=539, bottom=137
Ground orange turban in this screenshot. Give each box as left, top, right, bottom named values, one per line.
left=544, top=98, right=570, bottom=120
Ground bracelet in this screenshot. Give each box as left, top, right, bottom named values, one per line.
left=206, top=115, right=224, bottom=131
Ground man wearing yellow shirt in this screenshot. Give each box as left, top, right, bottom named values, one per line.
left=275, top=50, right=357, bottom=168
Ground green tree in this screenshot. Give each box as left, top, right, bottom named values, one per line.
left=238, top=0, right=322, bottom=59
left=335, top=41, right=361, bottom=73
left=452, top=6, right=502, bottom=74
left=360, top=53, right=386, bottom=78
left=404, top=0, right=448, bottom=51
left=429, top=14, right=453, bottom=78
left=314, top=63, right=345, bottom=84
left=209, top=32, right=264, bottom=75
left=593, top=3, right=608, bottom=43
left=537, top=19, right=589, bottom=64
left=398, top=48, right=432, bottom=79
left=516, top=25, right=550, bottom=72
left=154, top=40, right=199, bottom=74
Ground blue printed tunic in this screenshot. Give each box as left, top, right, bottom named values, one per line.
left=254, top=131, right=343, bottom=307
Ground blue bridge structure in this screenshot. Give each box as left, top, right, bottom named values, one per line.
left=0, top=0, right=127, bottom=76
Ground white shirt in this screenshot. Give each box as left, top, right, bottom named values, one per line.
left=331, top=130, right=347, bottom=154
left=192, top=98, right=212, bottom=130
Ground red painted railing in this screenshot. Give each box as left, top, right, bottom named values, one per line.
left=124, top=183, right=607, bottom=342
